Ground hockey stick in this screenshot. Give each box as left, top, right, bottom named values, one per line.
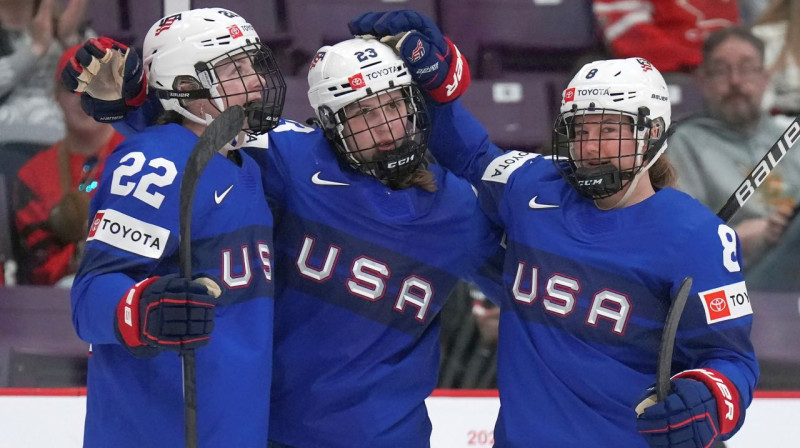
left=655, top=276, right=693, bottom=401
left=654, top=117, right=800, bottom=401
left=179, top=105, right=245, bottom=448
left=717, top=116, right=800, bottom=221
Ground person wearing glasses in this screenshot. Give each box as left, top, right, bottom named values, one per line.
left=668, top=26, right=800, bottom=290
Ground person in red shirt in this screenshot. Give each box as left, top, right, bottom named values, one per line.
left=13, top=43, right=123, bottom=285
left=593, top=0, right=740, bottom=72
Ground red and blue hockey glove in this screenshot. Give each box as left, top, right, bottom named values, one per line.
left=114, top=274, right=220, bottom=357
left=636, top=369, right=743, bottom=448
left=61, top=37, right=147, bottom=123
left=348, top=10, right=470, bottom=103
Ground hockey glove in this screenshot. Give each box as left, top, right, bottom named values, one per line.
left=348, top=10, right=470, bottom=103
left=636, top=369, right=743, bottom=448
left=114, top=274, right=221, bottom=357
left=61, top=37, right=147, bottom=123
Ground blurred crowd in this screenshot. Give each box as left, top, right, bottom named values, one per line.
left=1, top=0, right=799, bottom=390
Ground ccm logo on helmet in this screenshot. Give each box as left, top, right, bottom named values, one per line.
left=387, top=154, right=416, bottom=169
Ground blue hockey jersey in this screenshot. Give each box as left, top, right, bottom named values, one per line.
left=244, top=120, right=502, bottom=448
left=427, top=101, right=759, bottom=448
left=71, top=124, right=275, bottom=448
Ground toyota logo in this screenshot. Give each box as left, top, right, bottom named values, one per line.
left=709, top=297, right=727, bottom=312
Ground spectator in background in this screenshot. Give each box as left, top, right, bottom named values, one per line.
left=0, top=0, right=90, bottom=143
left=752, top=0, right=800, bottom=116
left=13, top=43, right=122, bottom=286
left=669, top=26, right=800, bottom=289
left=593, top=0, right=739, bottom=72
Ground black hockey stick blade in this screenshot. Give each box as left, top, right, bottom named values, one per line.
left=179, top=105, right=245, bottom=278
left=717, top=116, right=800, bottom=222
left=177, top=105, right=245, bottom=448
left=656, top=276, right=693, bottom=402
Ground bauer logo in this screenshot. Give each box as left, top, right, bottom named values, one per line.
left=228, top=25, right=243, bottom=39
left=87, top=209, right=169, bottom=259
left=699, top=281, right=752, bottom=324
left=349, top=73, right=366, bottom=89
left=564, top=88, right=575, bottom=103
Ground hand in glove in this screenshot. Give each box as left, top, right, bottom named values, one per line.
left=115, top=274, right=221, bottom=357
left=348, top=10, right=470, bottom=103
left=61, top=37, right=147, bottom=122
left=636, top=369, right=743, bottom=448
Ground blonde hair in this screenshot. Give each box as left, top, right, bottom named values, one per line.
left=755, top=0, right=800, bottom=72
left=648, top=154, right=677, bottom=190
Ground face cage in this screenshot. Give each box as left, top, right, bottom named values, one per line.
left=330, top=85, right=431, bottom=188
left=551, top=108, right=651, bottom=199
left=197, top=42, right=286, bottom=135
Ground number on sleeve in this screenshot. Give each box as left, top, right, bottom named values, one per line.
left=718, top=224, right=741, bottom=273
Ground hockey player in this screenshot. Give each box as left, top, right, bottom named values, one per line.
left=351, top=10, right=759, bottom=448
left=255, top=37, right=500, bottom=447
left=68, top=8, right=285, bottom=447
left=64, top=27, right=500, bottom=448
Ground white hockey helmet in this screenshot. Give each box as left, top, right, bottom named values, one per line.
left=307, top=37, right=430, bottom=187
left=142, top=8, right=285, bottom=134
left=552, top=57, right=672, bottom=199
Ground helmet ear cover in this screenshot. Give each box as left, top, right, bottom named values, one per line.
left=317, top=105, right=338, bottom=133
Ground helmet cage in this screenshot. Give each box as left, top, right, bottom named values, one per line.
left=321, top=84, right=431, bottom=187
left=552, top=104, right=666, bottom=199
left=154, top=42, right=286, bottom=135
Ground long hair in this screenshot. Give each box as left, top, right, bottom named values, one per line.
left=393, top=166, right=437, bottom=192
left=649, top=153, right=677, bottom=190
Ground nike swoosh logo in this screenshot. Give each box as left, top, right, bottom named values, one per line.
left=528, top=195, right=559, bottom=209
left=214, top=185, right=234, bottom=204
left=311, top=171, right=350, bottom=186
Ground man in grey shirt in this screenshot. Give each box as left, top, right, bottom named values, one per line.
left=669, top=26, right=800, bottom=290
